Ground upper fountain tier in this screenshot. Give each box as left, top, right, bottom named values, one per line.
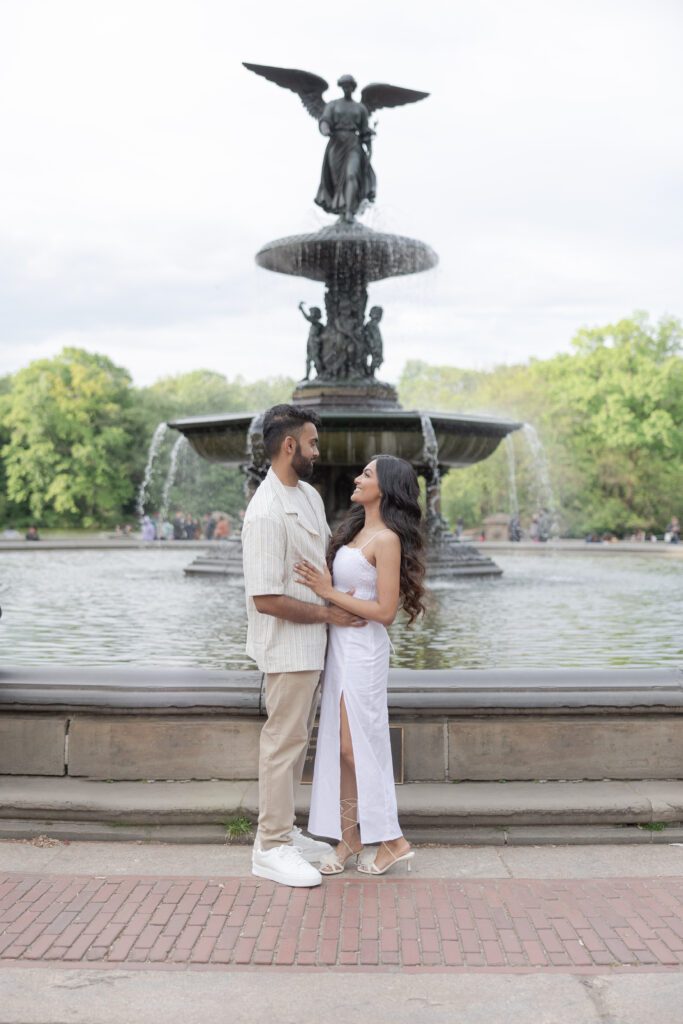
left=256, top=220, right=438, bottom=283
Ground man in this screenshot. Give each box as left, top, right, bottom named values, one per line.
left=242, top=404, right=365, bottom=887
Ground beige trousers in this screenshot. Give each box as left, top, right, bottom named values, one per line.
left=256, top=669, right=322, bottom=851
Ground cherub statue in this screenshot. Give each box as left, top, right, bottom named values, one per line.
left=243, top=63, right=429, bottom=222
left=363, top=306, right=384, bottom=376
left=298, top=301, right=324, bottom=379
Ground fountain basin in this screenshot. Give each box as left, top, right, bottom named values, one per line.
left=256, top=221, right=438, bottom=282
left=170, top=407, right=521, bottom=576
left=169, top=409, right=521, bottom=470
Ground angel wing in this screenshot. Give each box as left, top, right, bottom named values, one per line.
left=243, top=63, right=329, bottom=120
left=360, top=83, right=429, bottom=117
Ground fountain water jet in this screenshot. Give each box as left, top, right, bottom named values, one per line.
left=136, top=422, right=168, bottom=519
left=505, top=434, right=519, bottom=515
left=522, top=423, right=563, bottom=536
left=160, top=434, right=189, bottom=520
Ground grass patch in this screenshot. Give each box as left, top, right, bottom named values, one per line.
left=637, top=822, right=669, bottom=832
left=224, top=816, right=254, bottom=840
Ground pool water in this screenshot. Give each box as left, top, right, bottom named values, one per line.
left=0, top=549, right=681, bottom=670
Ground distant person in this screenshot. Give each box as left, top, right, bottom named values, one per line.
left=141, top=516, right=155, bottom=542
left=214, top=515, right=230, bottom=540
left=205, top=513, right=217, bottom=541
left=184, top=513, right=195, bottom=540
left=172, top=512, right=184, bottom=540
left=25, top=526, right=40, bottom=541
left=2, top=526, right=21, bottom=540
left=508, top=513, right=522, bottom=542
left=537, top=508, right=550, bottom=542
left=455, top=515, right=464, bottom=539
left=665, top=516, right=680, bottom=544
left=114, top=524, right=124, bottom=537
left=161, top=519, right=174, bottom=541
left=529, top=513, right=539, bottom=541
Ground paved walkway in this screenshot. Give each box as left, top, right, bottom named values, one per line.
left=2, top=870, right=683, bottom=971
left=1, top=841, right=682, bottom=1023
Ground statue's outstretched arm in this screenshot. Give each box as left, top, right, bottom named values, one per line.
left=243, top=63, right=329, bottom=120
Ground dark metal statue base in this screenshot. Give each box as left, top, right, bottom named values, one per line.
left=292, top=377, right=400, bottom=410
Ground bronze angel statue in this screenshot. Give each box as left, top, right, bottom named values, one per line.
left=243, top=63, right=429, bottom=223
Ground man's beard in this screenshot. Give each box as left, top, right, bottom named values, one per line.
left=292, top=442, right=315, bottom=481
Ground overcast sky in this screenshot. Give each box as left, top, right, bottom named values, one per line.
left=1, top=0, right=682, bottom=387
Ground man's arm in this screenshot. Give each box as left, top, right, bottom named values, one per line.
left=253, top=594, right=366, bottom=628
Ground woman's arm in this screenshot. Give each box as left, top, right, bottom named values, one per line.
left=294, top=531, right=401, bottom=627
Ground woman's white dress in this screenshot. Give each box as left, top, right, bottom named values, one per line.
left=308, top=542, right=401, bottom=844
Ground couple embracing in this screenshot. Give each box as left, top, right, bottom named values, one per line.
left=242, top=404, right=425, bottom=888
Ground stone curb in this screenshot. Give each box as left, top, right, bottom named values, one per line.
left=2, top=818, right=683, bottom=847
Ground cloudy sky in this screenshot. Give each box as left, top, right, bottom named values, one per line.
left=1, top=0, right=682, bottom=387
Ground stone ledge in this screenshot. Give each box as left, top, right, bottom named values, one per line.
left=2, top=666, right=682, bottom=712
left=2, top=777, right=681, bottom=830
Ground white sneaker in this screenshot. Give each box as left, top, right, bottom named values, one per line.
left=288, top=825, right=333, bottom=863
left=252, top=844, right=322, bottom=887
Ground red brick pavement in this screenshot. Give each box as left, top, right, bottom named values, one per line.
left=0, top=872, right=682, bottom=972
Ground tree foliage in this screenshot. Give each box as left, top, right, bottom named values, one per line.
left=399, top=313, right=683, bottom=536
left=1, top=349, right=137, bottom=527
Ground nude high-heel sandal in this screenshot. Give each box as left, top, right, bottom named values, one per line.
left=319, top=798, right=363, bottom=875
left=357, top=842, right=415, bottom=876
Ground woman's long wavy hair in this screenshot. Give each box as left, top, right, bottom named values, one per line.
left=327, top=455, right=426, bottom=625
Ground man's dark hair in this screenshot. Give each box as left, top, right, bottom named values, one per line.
left=262, top=404, right=322, bottom=458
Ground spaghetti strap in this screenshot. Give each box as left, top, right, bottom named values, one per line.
left=358, top=528, right=391, bottom=551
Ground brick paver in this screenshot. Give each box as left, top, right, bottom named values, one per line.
left=0, top=871, right=681, bottom=972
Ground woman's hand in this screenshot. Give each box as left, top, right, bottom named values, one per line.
left=294, top=559, right=334, bottom=600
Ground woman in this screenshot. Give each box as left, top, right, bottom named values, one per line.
left=294, top=455, right=425, bottom=875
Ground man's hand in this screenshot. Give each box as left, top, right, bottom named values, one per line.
left=252, top=593, right=365, bottom=627
left=326, top=604, right=366, bottom=628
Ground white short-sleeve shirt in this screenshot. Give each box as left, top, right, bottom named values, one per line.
left=241, top=467, right=331, bottom=673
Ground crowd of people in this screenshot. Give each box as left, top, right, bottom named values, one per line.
left=136, top=510, right=238, bottom=542
left=451, top=510, right=681, bottom=544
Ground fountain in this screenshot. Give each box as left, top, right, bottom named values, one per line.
left=170, top=64, right=521, bottom=576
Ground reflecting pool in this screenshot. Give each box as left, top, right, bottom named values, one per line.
left=0, top=549, right=681, bottom=670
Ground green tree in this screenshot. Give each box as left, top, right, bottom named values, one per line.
left=1, top=349, right=137, bottom=527
left=0, top=374, right=25, bottom=525
left=538, top=313, right=683, bottom=534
